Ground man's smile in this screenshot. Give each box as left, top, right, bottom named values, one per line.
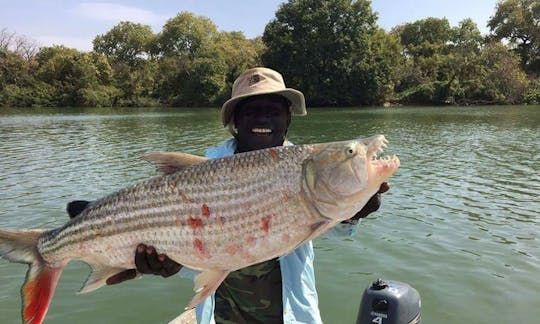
left=251, top=127, right=272, bottom=135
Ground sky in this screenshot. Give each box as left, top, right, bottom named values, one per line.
left=1, top=0, right=501, bottom=52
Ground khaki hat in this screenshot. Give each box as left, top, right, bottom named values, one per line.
left=221, top=67, right=307, bottom=128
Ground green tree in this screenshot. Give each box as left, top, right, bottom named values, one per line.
left=0, top=48, right=58, bottom=107
left=153, top=12, right=219, bottom=58
left=476, top=42, right=528, bottom=104
left=393, top=18, right=453, bottom=103
left=262, top=0, right=385, bottom=106
left=214, top=32, right=265, bottom=103
left=441, top=19, right=485, bottom=103
left=35, top=46, right=118, bottom=107
left=488, top=0, right=540, bottom=75
left=0, top=49, right=31, bottom=89
left=93, top=21, right=154, bottom=66
left=93, top=22, right=158, bottom=106
left=153, top=12, right=227, bottom=106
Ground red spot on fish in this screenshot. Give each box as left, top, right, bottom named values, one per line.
left=193, top=238, right=208, bottom=257
left=225, top=244, right=240, bottom=255
left=169, top=181, right=176, bottom=190
left=269, top=148, right=279, bottom=160
left=188, top=217, right=204, bottom=231
left=247, top=236, right=256, bottom=246
left=201, top=203, right=210, bottom=217
left=262, top=216, right=271, bottom=234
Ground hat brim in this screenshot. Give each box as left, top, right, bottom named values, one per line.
left=221, top=88, right=306, bottom=127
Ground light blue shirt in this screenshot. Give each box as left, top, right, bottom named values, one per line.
left=186, top=138, right=359, bottom=324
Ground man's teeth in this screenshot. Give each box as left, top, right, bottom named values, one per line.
left=252, top=128, right=272, bottom=134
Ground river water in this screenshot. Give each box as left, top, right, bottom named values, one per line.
left=0, top=105, right=538, bottom=323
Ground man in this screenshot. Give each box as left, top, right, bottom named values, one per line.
left=97, top=67, right=388, bottom=323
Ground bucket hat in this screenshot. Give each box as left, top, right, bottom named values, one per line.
left=221, top=67, right=306, bottom=130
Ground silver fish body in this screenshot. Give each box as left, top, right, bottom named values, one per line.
left=0, top=135, right=399, bottom=324
left=39, top=143, right=317, bottom=272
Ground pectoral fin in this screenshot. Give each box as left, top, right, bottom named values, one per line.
left=187, top=269, right=229, bottom=309
left=142, top=152, right=208, bottom=175
left=78, top=265, right=140, bottom=294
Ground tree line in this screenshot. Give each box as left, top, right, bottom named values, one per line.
left=1, top=0, right=538, bottom=108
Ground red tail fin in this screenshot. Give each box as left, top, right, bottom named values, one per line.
left=0, top=229, right=64, bottom=324
left=22, top=264, right=63, bottom=324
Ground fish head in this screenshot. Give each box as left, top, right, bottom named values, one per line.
left=303, top=135, right=400, bottom=220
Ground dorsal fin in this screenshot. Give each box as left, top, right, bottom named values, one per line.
left=142, top=152, right=208, bottom=175
left=66, top=200, right=91, bottom=218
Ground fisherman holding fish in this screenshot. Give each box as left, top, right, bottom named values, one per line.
left=116, top=67, right=390, bottom=323
left=0, top=67, right=395, bottom=324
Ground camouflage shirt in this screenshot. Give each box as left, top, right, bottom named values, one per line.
left=214, top=258, right=283, bottom=324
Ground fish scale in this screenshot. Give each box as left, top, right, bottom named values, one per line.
left=37, top=144, right=312, bottom=269
left=0, top=135, right=400, bottom=324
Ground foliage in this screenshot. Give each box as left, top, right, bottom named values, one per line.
left=93, top=21, right=155, bottom=66
left=392, top=18, right=454, bottom=104
left=392, top=16, right=528, bottom=105
left=1, top=3, right=538, bottom=108
left=153, top=12, right=219, bottom=59
left=488, top=0, right=540, bottom=75
left=150, top=12, right=225, bottom=106
left=263, top=0, right=385, bottom=106
left=34, top=46, right=117, bottom=106
left=92, top=22, right=157, bottom=106
left=524, top=77, right=540, bottom=104
left=213, top=32, right=265, bottom=103
left=466, top=42, right=528, bottom=104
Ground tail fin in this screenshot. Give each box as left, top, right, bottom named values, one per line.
left=0, top=229, right=64, bottom=324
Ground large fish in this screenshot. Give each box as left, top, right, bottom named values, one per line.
left=0, top=135, right=399, bottom=324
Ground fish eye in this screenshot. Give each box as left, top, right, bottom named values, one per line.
left=346, top=146, right=355, bottom=156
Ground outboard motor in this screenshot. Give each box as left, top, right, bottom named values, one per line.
left=356, top=279, right=421, bottom=324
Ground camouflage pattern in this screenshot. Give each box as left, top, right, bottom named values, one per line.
left=214, top=259, right=283, bottom=324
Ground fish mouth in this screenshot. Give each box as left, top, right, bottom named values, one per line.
left=251, top=127, right=272, bottom=136
left=366, top=135, right=400, bottom=175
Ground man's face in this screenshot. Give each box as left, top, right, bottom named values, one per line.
left=234, top=95, right=290, bottom=153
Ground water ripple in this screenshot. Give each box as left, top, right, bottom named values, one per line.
left=1, top=106, right=539, bottom=324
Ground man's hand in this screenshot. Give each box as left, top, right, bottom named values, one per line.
left=346, top=182, right=390, bottom=222
left=134, top=244, right=183, bottom=277
left=106, top=244, right=183, bottom=285
left=106, top=245, right=182, bottom=285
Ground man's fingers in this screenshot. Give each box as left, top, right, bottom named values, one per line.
left=144, top=246, right=163, bottom=273
left=135, top=244, right=152, bottom=273
left=134, top=244, right=182, bottom=277
left=106, top=269, right=137, bottom=285
left=160, top=255, right=183, bottom=277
